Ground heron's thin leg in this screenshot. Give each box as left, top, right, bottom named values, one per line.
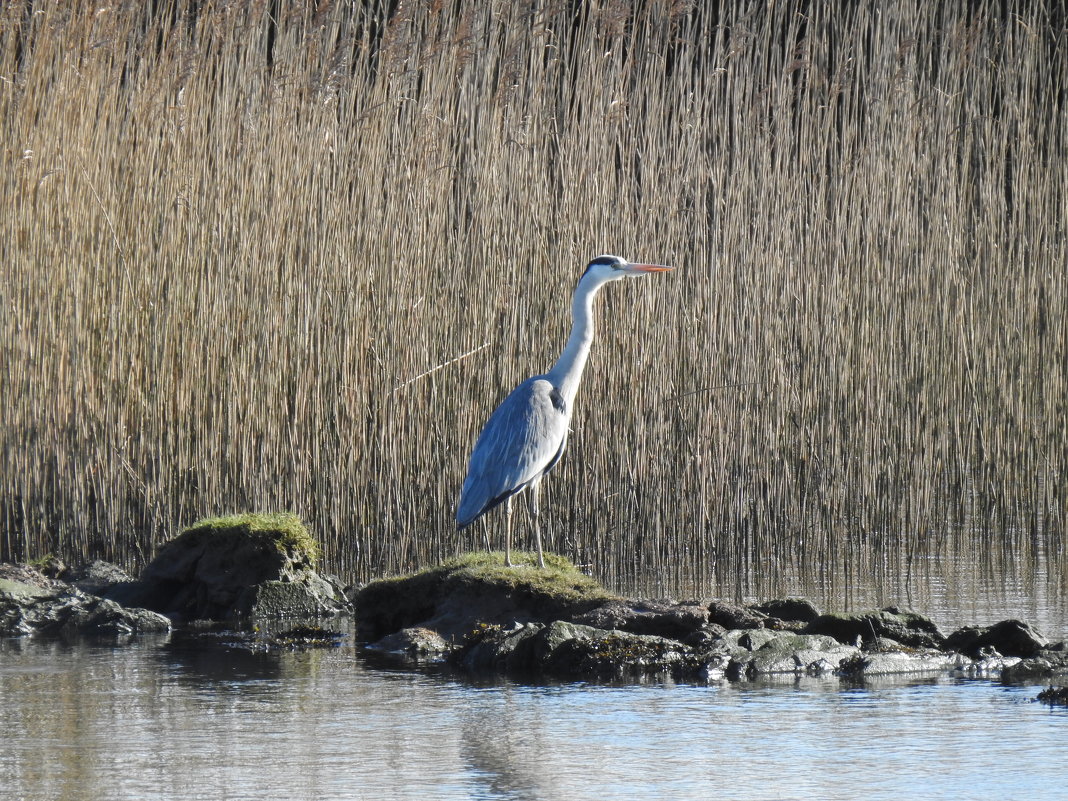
left=529, top=483, right=545, bottom=569
left=504, top=496, right=513, bottom=567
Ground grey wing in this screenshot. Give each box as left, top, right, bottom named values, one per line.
left=456, top=377, right=570, bottom=526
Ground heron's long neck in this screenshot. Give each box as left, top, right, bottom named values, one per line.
left=546, top=274, right=605, bottom=408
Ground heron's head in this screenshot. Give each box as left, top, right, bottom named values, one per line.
left=581, top=254, right=673, bottom=283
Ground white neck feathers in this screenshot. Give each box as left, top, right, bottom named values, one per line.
left=545, top=270, right=611, bottom=409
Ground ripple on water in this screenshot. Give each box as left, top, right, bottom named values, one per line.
left=1, top=638, right=1067, bottom=801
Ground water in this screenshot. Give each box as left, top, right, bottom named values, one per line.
left=2, top=632, right=1066, bottom=801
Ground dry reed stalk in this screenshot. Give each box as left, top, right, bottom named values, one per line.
left=1, top=1, right=1064, bottom=612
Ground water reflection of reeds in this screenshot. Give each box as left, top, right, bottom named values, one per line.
left=1, top=2, right=1064, bottom=616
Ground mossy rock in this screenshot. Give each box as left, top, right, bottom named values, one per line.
left=355, top=551, right=617, bottom=642
left=176, top=513, right=321, bottom=566
left=108, top=512, right=341, bottom=620
left=140, top=512, right=318, bottom=586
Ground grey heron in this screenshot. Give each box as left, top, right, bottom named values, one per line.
left=456, top=254, right=673, bottom=568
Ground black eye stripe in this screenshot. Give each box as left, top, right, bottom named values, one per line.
left=587, top=255, right=622, bottom=268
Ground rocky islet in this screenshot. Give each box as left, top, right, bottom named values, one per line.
left=3, top=524, right=1066, bottom=697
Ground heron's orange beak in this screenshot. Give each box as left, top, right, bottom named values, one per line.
left=626, top=263, right=674, bottom=273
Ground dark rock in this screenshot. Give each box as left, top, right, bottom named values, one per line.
left=573, top=599, right=709, bottom=640
left=1000, top=651, right=1068, bottom=682
left=944, top=625, right=988, bottom=656
left=354, top=578, right=439, bottom=643
left=751, top=598, right=821, bottom=623
left=1037, top=686, right=1068, bottom=706
left=683, top=623, right=727, bottom=648
left=67, top=560, right=134, bottom=596
left=945, top=619, right=1049, bottom=658
left=0, top=563, right=62, bottom=590
left=804, top=608, right=945, bottom=649
left=371, top=626, right=451, bottom=661
left=36, top=555, right=69, bottom=580
left=455, top=623, right=544, bottom=672
left=707, top=600, right=766, bottom=630
left=348, top=556, right=1065, bottom=684
left=533, top=621, right=694, bottom=679
left=452, top=620, right=695, bottom=680
left=864, top=636, right=911, bottom=653
left=1, top=577, right=170, bottom=638
left=530, top=621, right=608, bottom=674
left=242, top=575, right=347, bottom=619
left=104, top=513, right=348, bottom=621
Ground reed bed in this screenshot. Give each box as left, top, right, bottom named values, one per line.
left=1, top=0, right=1065, bottom=609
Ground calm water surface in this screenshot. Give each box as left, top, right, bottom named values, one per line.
left=2, top=631, right=1066, bottom=801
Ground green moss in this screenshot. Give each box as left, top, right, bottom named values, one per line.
left=362, top=550, right=615, bottom=608
left=362, top=551, right=611, bottom=600
left=27, top=553, right=54, bottom=568
left=435, top=551, right=615, bottom=605
left=28, top=553, right=64, bottom=571
left=26, top=553, right=66, bottom=579
left=181, top=512, right=321, bottom=565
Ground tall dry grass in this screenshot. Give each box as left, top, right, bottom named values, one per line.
left=1, top=1, right=1065, bottom=608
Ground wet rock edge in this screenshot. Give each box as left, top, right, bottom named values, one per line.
left=351, top=556, right=1068, bottom=690
left=4, top=555, right=1067, bottom=699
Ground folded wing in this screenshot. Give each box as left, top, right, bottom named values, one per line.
left=456, top=377, right=570, bottom=527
